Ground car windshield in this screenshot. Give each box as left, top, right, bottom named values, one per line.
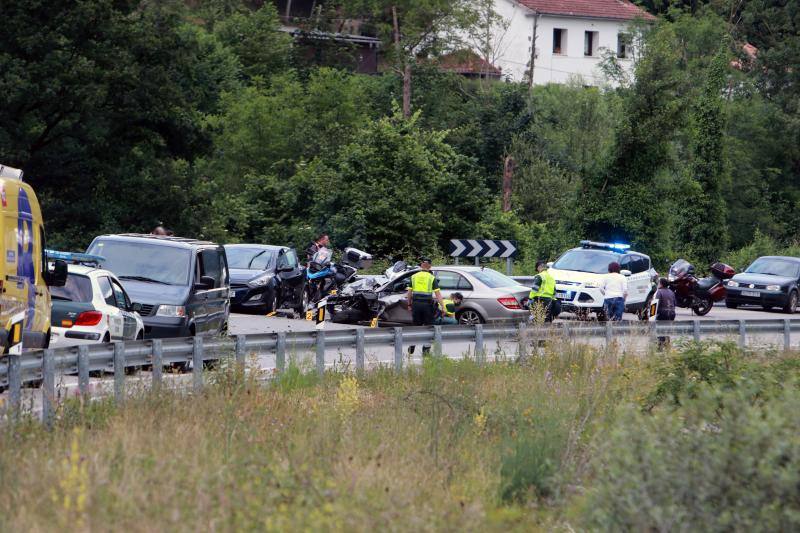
left=553, top=249, right=620, bottom=274
left=745, top=258, right=800, bottom=278
left=225, top=247, right=278, bottom=270
left=470, top=268, right=520, bottom=289
left=50, top=274, right=93, bottom=302
left=87, top=240, right=191, bottom=285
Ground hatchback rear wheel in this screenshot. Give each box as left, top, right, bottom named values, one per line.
left=783, top=291, right=798, bottom=314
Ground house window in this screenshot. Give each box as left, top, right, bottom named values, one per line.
left=553, top=28, right=566, bottom=55
left=617, top=32, right=631, bottom=58
left=584, top=31, right=598, bottom=56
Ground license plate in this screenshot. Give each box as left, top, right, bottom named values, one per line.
left=555, top=291, right=573, bottom=300
left=742, top=290, right=759, bottom=297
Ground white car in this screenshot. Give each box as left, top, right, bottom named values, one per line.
left=49, top=264, right=144, bottom=348
left=549, top=241, right=657, bottom=320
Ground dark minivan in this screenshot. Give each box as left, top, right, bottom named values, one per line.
left=87, top=234, right=230, bottom=338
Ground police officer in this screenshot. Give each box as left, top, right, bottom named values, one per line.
left=406, top=257, right=445, bottom=354
left=435, top=292, right=463, bottom=325
left=529, top=260, right=556, bottom=322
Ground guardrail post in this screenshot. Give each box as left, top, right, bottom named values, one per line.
left=784, top=319, right=791, bottom=352
left=393, top=328, right=403, bottom=371
left=114, top=342, right=125, bottom=403
left=738, top=320, right=747, bottom=349
left=692, top=319, right=701, bottom=343
left=8, top=353, right=21, bottom=417
left=42, top=349, right=55, bottom=427
left=517, top=323, right=527, bottom=360
left=605, top=322, right=613, bottom=350
left=316, top=331, right=325, bottom=377
left=276, top=333, right=286, bottom=373
left=474, top=324, right=484, bottom=364
left=355, top=329, right=365, bottom=371
left=235, top=335, right=247, bottom=365
left=151, top=340, right=163, bottom=392
left=192, top=337, right=204, bottom=392
left=77, top=345, right=90, bottom=398
left=433, top=325, right=443, bottom=357
left=649, top=321, right=658, bottom=346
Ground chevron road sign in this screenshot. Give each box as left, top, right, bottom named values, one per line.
left=449, top=239, right=518, bottom=258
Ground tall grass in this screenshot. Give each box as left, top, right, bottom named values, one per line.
left=0, top=341, right=796, bottom=531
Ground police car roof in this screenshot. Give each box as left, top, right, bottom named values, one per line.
left=66, top=263, right=100, bottom=276
left=94, top=234, right=218, bottom=249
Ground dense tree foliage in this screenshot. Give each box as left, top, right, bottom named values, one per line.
left=1, top=0, right=798, bottom=269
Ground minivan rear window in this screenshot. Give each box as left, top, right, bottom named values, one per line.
left=88, top=240, right=191, bottom=286
left=50, top=274, right=93, bottom=302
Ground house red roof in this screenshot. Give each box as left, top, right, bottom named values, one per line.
left=517, top=0, right=655, bottom=21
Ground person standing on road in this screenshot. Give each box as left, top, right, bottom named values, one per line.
left=528, top=260, right=556, bottom=323
left=600, top=262, right=628, bottom=321
left=306, top=233, right=330, bottom=264
left=655, top=277, right=676, bottom=350
left=407, top=257, right=445, bottom=355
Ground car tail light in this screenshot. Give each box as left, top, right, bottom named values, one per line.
left=61, top=319, right=74, bottom=328
left=497, top=296, right=521, bottom=310
left=75, top=311, right=103, bottom=326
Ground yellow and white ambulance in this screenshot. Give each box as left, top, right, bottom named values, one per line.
left=0, top=163, right=67, bottom=354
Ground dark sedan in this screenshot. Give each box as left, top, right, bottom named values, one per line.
left=225, top=244, right=305, bottom=313
left=725, top=256, right=800, bottom=313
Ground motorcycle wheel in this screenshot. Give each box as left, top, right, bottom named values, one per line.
left=692, top=298, right=714, bottom=316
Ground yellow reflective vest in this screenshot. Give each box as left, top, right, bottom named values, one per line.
left=529, top=269, right=555, bottom=299
left=409, top=271, right=438, bottom=298
left=442, top=298, right=456, bottom=318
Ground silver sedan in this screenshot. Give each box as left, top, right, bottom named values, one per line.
left=376, top=266, right=531, bottom=325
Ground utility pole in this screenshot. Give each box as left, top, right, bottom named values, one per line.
left=528, top=13, right=539, bottom=91
left=502, top=155, right=515, bottom=212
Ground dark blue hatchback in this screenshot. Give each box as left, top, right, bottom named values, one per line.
left=726, top=256, right=800, bottom=313
left=225, top=244, right=305, bottom=314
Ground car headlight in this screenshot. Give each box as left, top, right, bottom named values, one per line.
left=156, top=305, right=186, bottom=317
left=248, top=274, right=274, bottom=288
left=727, top=280, right=739, bottom=287
left=766, top=285, right=781, bottom=291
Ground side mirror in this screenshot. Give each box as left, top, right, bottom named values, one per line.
left=277, top=264, right=294, bottom=273
left=131, top=302, right=143, bottom=313
left=194, top=275, right=215, bottom=290
left=45, top=259, right=68, bottom=287
left=621, top=269, right=632, bottom=277
left=546, top=262, right=554, bottom=268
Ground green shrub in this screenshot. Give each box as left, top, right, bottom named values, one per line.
left=722, top=229, right=800, bottom=271
left=582, top=386, right=800, bottom=532
left=645, top=342, right=799, bottom=410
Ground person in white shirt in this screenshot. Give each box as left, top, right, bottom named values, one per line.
left=600, top=261, right=628, bottom=320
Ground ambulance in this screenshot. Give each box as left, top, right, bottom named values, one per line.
left=0, top=163, right=67, bottom=355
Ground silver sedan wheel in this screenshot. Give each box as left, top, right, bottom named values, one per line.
left=458, top=310, right=483, bottom=325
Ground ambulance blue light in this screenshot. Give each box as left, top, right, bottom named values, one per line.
left=45, top=250, right=106, bottom=265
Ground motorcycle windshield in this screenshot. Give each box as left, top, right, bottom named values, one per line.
left=669, top=259, right=694, bottom=279
left=312, top=248, right=332, bottom=266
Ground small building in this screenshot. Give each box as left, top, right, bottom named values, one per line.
left=488, top=0, right=655, bottom=85
left=437, top=50, right=503, bottom=80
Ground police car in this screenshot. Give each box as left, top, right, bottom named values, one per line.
left=47, top=251, right=144, bottom=348
left=548, top=241, right=657, bottom=320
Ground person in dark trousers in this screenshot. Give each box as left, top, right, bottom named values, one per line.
left=601, top=261, right=628, bottom=321
left=406, top=257, right=444, bottom=355
left=528, top=260, right=556, bottom=323
left=306, top=233, right=330, bottom=264
left=655, top=277, right=676, bottom=350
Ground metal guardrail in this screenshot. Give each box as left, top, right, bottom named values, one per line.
left=2, top=318, right=800, bottom=424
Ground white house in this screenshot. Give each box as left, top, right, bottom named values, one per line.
left=484, top=0, right=654, bottom=85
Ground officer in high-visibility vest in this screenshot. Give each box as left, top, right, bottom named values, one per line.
left=406, top=257, right=445, bottom=354
left=435, top=292, right=463, bottom=325
left=529, top=260, right=556, bottom=322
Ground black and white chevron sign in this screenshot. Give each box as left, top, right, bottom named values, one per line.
left=449, top=239, right=518, bottom=258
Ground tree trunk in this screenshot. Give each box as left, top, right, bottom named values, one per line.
left=392, top=5, right=411, bottom=118
left=402, top=64, right=412, bottom=118
left=502, top=155, right=515, bottom=212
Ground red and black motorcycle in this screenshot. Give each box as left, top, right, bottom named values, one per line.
left=667, top=259, right=736, bottom=316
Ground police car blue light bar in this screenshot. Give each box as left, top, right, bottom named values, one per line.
left=580, top=240, right=631, bottom=252
left=45, top=250, right=106, bottom=265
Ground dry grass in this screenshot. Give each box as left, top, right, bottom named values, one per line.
left=0, top=342, right=676, bottom=531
